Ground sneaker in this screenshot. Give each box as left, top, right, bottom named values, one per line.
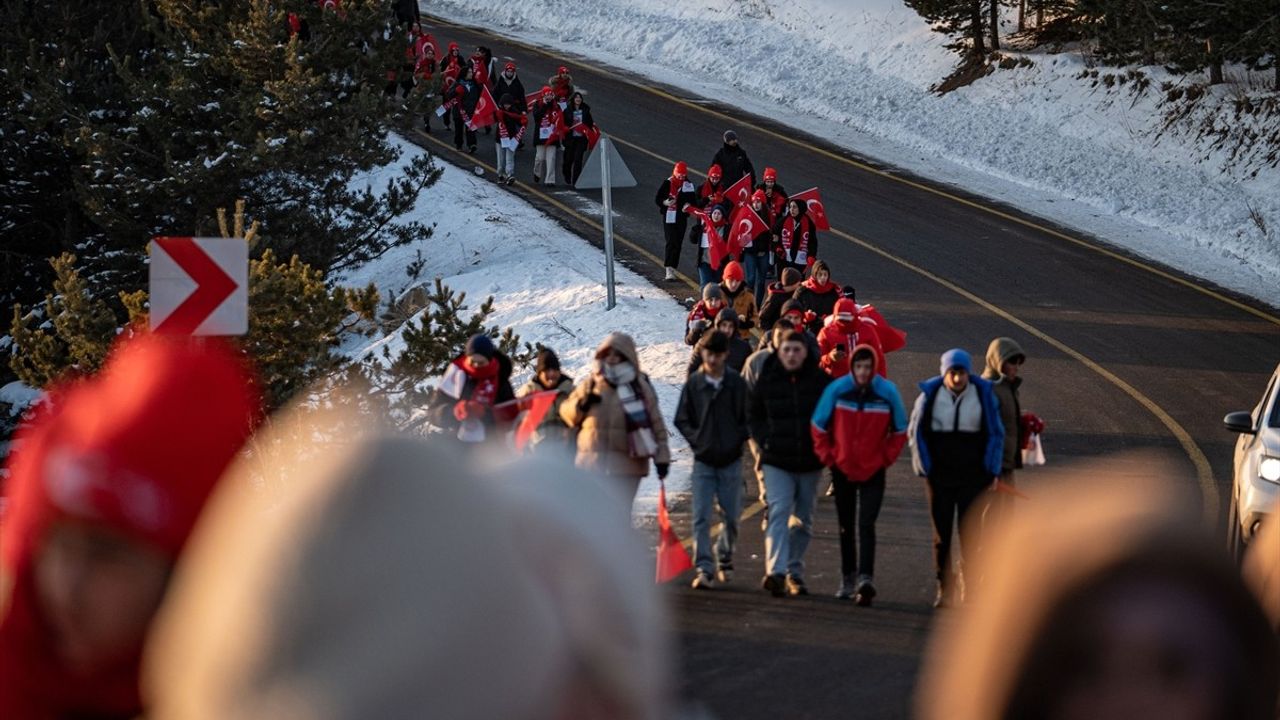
left=468, top=145, right=477, bottom=154
left=786, top=576, right=809, bottom=596
left=496, top=173, right=507, bottom=183
left=824, top=480, right=835, bottom=497
left=835, top=574, right=856, bottom=600
left=664, top=267, right=677, bottom=281
left=761, top=574, right=786, bottom=598
left=505, top=176, right=516, bottom=186
left=716, top=562, right=733, bottom=584
left=533, top=174, right=541, bottom=184
left=691, top=571, right=714, bottom=590
left=854, top=577, right=877, bottom=607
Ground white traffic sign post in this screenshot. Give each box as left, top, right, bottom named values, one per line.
left=575, top=135, right=637, bottom=310
left=149, top=236, right=248, bottom=335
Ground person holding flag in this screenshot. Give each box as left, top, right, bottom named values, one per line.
left=675, top=331, right=750, bottom=589
left=689, top=203, right=733, bottom=287
left=655, top=161, right=697, bottom=280
left=811, top=343, right=909, bottom=606
left=429, top=334, right=518, bottom=444
left=693, top=165, right=727, bottom=209
left=772, top=198, right=819, bottom=276
left=531, top=86, right=564, bottom=186
left=493, top=60, right=527, bottom=144
left=560, top=91, right=595, bottom=186
left=451, top=66, right=481, bottom=153
left=731, top=191, right=773, bottom=303
left=515, top=348, right=575, bottom=454
left=549, top=64, right=574, bottom=106
left=755, top=167, right=788, bottom=223
left=494, top=93, right=525, bottom=185
left=440, top=41, right=464, bottom=83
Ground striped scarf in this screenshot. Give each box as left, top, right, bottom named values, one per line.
left=604, top=362, right=657, bottom=459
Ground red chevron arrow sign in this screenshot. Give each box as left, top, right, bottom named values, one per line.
left=149, top=237, right=247, bottom=336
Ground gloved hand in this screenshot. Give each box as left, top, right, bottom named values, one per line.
left=802, top=310, right=818, bottom=326
left=454, top=400, right=486, bottom=421
left=655, top=462, right=670, bottom=480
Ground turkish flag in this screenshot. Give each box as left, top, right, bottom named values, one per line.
left=858, top=304, right=907, bottom=354
left=656, top=482, right=693, bottom=583
left=525, top=90, right=542, bottom=109
left=514, top=390, right=559, bottom=451
left=687, top=208, right=730, bottom=268
left=791, top=187, right=831, bottom=231
left=467, top=86, right=498, bottom=130
left=728, top=205, right=768, bottom=252
left=569, top=122, right=601, bottom=150
left=725, top=173, right=754, bottom=208
left=417, top=33, right=440, bottom=68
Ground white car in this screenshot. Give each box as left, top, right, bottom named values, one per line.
left=1224, top=362, right=1280, bottom=559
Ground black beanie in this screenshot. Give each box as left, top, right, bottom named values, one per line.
left=465, top=334, right=497, bottom=360
left=535, top=348, right=561, bottom=374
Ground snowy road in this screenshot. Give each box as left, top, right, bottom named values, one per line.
left=411, top=16, right=1280, bottom=718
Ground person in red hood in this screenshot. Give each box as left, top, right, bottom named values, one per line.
left=755, top=166, right=788, bottom=222
left=0, top=333, right=260, bottom=720
left=791, top=259, right=838, bottom=333
left=440, top=41, right=464, bottom=82
left=772, top=198, right=818, bottom=277
left=548, top=64, right=574, bottom=105
left=819, top=298, right=890, bottom=378
left=429, top=334, right=517, bottom=444
left=694, top=165, right=726, bottom=209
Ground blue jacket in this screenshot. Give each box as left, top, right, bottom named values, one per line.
left=909, top=375, right=1004, bottom=479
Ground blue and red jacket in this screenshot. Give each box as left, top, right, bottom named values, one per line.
left=810, top=344, right=908, bottom=481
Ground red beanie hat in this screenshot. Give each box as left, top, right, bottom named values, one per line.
left=751, top=189, right=767, bottom=204
left=723, top=261, right=745, bottom=282
left=708, top=164, right=722, bottom=179
left=834, top=298, right=857, bottom=323
left=673, top=161, right=687, bottom=178
left=763, top=167, right=777, bottom=182
left=504, top=60, right=516, bottom=71
left=541, top=85, right=553, bottom=96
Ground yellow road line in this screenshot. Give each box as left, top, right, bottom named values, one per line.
left=681, top=501, right=767, bottom=551
left=428, top=14, right=1280, bottom=327
left=600, top=133, right=1221, bottom=522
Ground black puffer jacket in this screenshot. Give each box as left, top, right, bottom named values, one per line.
left=711, top=142, right=756, bottom=187
left=494, top=73, right=527, bottom=111
left=748, top=353, right=831, bottom=472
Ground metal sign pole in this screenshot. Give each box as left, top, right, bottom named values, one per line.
left=601, top=137, right=616, bottom=310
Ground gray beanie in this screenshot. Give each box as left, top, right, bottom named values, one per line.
left=702, top=283, right=724, bottom=302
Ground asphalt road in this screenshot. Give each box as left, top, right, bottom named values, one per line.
left=411, top=15, right=1280, bottom=719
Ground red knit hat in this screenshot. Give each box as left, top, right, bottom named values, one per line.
left=557, top=65, right=569, bottom=74
left=540, top=85, right=553, bottom=96
left=673, top=161, right=687, bottom=178
left=722, top=261, right=745, bottom=282
left=834, top=298, right=857, bottom=323
left=751, top=189, right=768, bottom=204
left=504, top=61, right=516, bottom=71
left=708, top=164, right=722, bottom=179
left=763, top=167, right=777, bottom=182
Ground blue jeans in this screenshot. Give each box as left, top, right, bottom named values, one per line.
left=762, top=464, right=820, bottom=579
left=742, top=252, right=770, bottom=305
left=697, top=261, right=717, bottom=289
left=691, top=459, right=743, bottom=574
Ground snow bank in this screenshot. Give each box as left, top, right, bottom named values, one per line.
left=341, top=136, right=694, bottom=518
left=426, top=0, right=1280, bottom=307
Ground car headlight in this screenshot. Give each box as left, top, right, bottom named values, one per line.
left=1261, top=456, right=1280, bottom=483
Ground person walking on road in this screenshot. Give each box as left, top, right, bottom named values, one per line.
left=692, top=203, right=731, bottom=287
left=755, top=166, right=788, bottom=222
left=676, top=331, right=750, bottom=590
left=694, top=165, right=727, bottom=209
left=494, top=94, right=526, bottom=185
left=685, top=282, right=727, bottom=345
left=909, top=349, right=1004, bottom=608
left=773, top=198, right=819, bottom=278
left=531, top=86, right=563, bottom=186
left=656, top=161, right=697, bottom=281
left=740, top=189, right=774, bottom=304
left=979, top=337, right=1027, bottom=530
left=711, top=129, right=756, bottom=187
left=560, top=91, right=594, bottom=186
left=561, top=333, right=672, bottom=503
left=549, top=64, right=574, bottom=106
left=812, top=345, right=909, bottom=605
left=685, top=307, right=752, bottom=376
left=430, top=334, right=518, bottom=444
left=792, top=259, right=839, bottom=334
left=452, top=65, right=481, bottom=154
left=719, top=260, right=758, bottom=339
left=759, top=266, right=803, bottom=333
left=749, top=330, right=832, bottom=597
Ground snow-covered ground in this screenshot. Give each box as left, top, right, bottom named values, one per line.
left=341, top=136, right=694, bottom=518
left=427, top=0, right=1280, bottom=308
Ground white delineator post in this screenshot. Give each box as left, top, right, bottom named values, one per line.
left=601, top=137, right=616, bottom=310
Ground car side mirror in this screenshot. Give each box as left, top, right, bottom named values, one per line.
left=1223, top=411, right=1256, bottom=435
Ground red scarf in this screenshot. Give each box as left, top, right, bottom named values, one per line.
left=668, top=176, right=686, bottom=203
left=802, top=274, right=835, bottom=295
left=497, top=109, right=526, bottom=142
left=779, top=215, right=813, bottom=255
left=699, top=179, right=725, bottom=207
left=462, top=357, right=501, bottom=407
left=701, top=214, right=732, bottom=269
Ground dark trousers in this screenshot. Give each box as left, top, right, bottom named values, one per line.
left=925, top=479, right=987, bottom=584
left=452, top=108, right=476, bottom=149
left=562, top=135, right=588, bottom=186
left=663, top=222, right=686, bottom=268
left=832, top=467, right=886, bottom=578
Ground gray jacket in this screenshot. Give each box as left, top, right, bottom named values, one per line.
left=674, top=369, right=749, bottom=468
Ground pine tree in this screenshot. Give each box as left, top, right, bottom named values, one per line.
left=905, top=0, right=989, bottom=58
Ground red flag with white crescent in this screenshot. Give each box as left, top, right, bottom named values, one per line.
left=466, top=85, right=498, bottom=130
left=514, top=390, right=559, bottom=451
left=790, top=187, right=830, bottom=231
left=725, top=173, right=754, bottom=208
left=569, top=122, right=602, bottom=150
left=656, top=482, right=693, bottom=583
left=728, top=205, right=768, bottom=252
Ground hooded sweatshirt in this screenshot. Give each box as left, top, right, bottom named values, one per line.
left=982, top=336, right=1026, bottom=473
left=0, top=335, right=258, bottom=720
left=810, top=344, right=908, bottom=482
left=145, top=434, right=673, bottom=720
left=560, top=333, right=672, bottom=478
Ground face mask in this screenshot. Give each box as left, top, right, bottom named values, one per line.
left=602, top=361, right=636, bottom=386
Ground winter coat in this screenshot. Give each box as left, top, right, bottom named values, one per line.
left=694, top=178, right=727, bottom=209
left=494, top=73, right=528, bottom=111
left=654, top=176, right=697, bottom=227
left=747, top=352, right=831, bottom=473
left=684, top=300, right=725, bottom=344
left=772, top=207, right=818, bottom=268
left=560, top=333, right=672, bottom=478
left=457, top=78, right=482, bottom=115
left=516, top=375, right=575, bottom=449
left=720, top=282, right=758, bottom=337
left=674, top=369, right=750, bottom=468
left=711, top=142, right=756, bottom=187
left=811, top=344, right=908, bottom=482
left=690, top=217, right=732, bottom=271
left=549, top=72, right=574, bottom=100
left=792, top=277, right=839, bottom=333
left=758, top=281, right=800, bottom=332
left=817, top=320, right=887, bottom=378
left=531, top=100, right=563, bottom=146
left=909, top=375, right=1004, bottom=485
left=685, top=334, right=752, bottom=377
left=429, top=353, right=518, bottom=438
left=496, top=107, right=527, bottom=143
left=565, top=102, right=594, bottom=135
left=982, top=337, right=1026, bottom=472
